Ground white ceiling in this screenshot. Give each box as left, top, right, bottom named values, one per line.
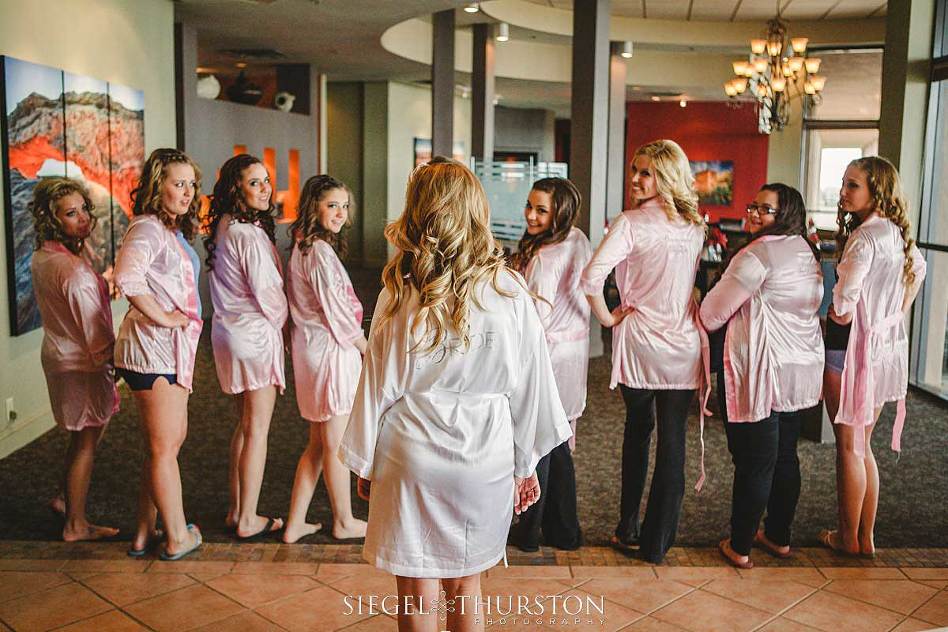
left=521, top=0, right=887, bottom=21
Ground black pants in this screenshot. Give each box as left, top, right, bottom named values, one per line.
left=616, top=386, right=695, bottom=563
left=723, top=409, right=803, bottom=556
left=509, top=442, right=582, bottom=550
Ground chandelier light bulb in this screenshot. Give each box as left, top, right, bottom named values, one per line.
left=767, top=39, right=782, bottom=57
left=772, top=77, right=787, bottom=92
left=782, top=65, right=793, bottom=77
left=464, top=2, right=479, bottom=13
left=804, top=57, right=821, bottom=74
left=791, top=37, right=809, bottom=53
left=733, top=60, right=749, bottom=75
left=496, top=22, right=509, bottom=42
left=757, top=83, right=768, bottom=97
left=751, top=38, right=767, bottom=54
left=804, top=80, right=816, bottom=95
left=788, top=56, right=805, bottom=73
left=810, top=75, right=827, bottom=91
left=753, top=58, right=769, bottom=74
left=679, top=99, right=687, bottom=108
left=734, top=77, right=748, bottom=93
left=725, top=82, right=738, bottom=97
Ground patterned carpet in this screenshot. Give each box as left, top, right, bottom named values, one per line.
left=0, top=267, right=945, bottom=548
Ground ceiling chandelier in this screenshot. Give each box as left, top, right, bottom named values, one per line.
left=723, top=3, right=826, bottom=134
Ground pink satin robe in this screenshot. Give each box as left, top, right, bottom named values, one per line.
left=114, top=215, right=203, bottom=391
left=833, top=214, right=926, bottom=452
left=208, top=216, right=288, bottom=395
left=524, top=226, right=591, bottom=421
left=700, top=235, right=824, bottom=423
left=287, top=239, right=364, bottom=422
left=32, top=241, right=119, bottom=431
left=581, top=199, right=705, bottom=390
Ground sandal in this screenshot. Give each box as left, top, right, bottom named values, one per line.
left=817, top=529, right=860, bottom=557
left=236, top=516, right=283, bottom=541
left=754, top=530, right=792, bottom=559
left=160, top=524, right=202, bottom=562
left=127, top=529, right=165, bottom=558
left=719, top=539, right=754, bottom=569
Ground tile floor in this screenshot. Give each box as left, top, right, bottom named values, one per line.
left=0, top=543, right=946, bottom=631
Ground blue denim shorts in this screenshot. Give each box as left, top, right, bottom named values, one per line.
left=825, top=349, right=847, bottom=374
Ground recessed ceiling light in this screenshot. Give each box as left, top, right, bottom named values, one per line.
left=496, top=23, right=509, bottom=42
left=464, top=2, right=479, bottom=13
left=650, top=96, right=660, bottom=102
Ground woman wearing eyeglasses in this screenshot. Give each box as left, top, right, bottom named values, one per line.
left=700, top=184, right=824, bottom=569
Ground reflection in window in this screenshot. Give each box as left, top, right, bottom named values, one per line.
left=804, top=128, right=879, bottom=230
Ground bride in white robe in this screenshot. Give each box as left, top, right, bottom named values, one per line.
left=339, top=156, right=571, bottom=630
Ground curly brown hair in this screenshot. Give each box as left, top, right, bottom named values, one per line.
left=836, top=156, right=916, bottom=287
left=509, top=177, right=581, bottom=273
left=30, top=177, right=97, bottom=255
left=130, top=148, right=202, bottom=240
left=290, top=175, right=352, bottom=259
left=204, top=154, right=276, bottom=270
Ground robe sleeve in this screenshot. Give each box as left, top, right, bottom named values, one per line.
left=833, top=231, right=873, bottom=317
left=580, top=213, right=634, bottom=296
left=65, top=272, right=114, bottom=370
left=310, top=244, right=363, bottom=346
left=904, top=244, right=928, bottom=309
left=508, top=286, right=572, bottom=478
left=238, top=229, right=288, bottom=328
left=699, top=250, right=765, bottom=333
left=338, top=288, right=403, bottom=479
left=525, top=253, right=563, bottom=331
left=114, top=220, right=162, bottom=297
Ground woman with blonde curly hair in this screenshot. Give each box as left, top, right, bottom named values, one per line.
left=30, top=177, right=120, bottom=542
left=340, top=157, right=570, bottom=631
left=283, top=174, right=368, bottom=544
left=581, top=139, right=706, bottom=564
left=820, top=156, right=926, bottom=557
left=205, top=154, right=287, bottom=540
left=114, top=148, right=204, bottom=560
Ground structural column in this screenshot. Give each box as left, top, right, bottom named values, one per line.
left=431, top=9, right=456, bottom=157
left=607, top=41, right=627, bottom=217
left=878, top=0, right=936, bottom=224
left=472, top=23, right=496, bottom=163
left=569, top=0, right=610, bottom=247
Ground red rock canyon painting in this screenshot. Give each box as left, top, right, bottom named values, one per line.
left=1, top=56, right=144, bottom=335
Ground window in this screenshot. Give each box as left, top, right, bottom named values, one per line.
left=912, top=0, right=948, bottom=399
left=801, top=49, right=882, bottom=230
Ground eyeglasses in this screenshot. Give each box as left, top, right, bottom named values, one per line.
left=745, top=204, right=779, bottom=216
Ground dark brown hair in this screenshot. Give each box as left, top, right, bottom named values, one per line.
left=204, top=154, right=276, bottom=270
left=290, top=175, right=352, bottom=259
left=131, top=148, right=201, bottom=240
left=509, top=177, right=581, bottom=273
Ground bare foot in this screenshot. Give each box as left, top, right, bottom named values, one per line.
left=48, top=495, right=66, bottom=517
left=130, top=528, right=164, bottom=554
left=858, top=533, right=875, bottom=558
left=282, top=521, right=323, bottom=544
left=224, top=510, right=239, bottom=530
left=235, top=515, right=284, bottom=539
left=332, top=517, right=367, bottom=540
left=63, top=522, right=120, bottom=542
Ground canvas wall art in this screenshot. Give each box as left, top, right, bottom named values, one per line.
left=690, top=160, right=734, bottom=207
left=1, top=55, right=144, bottom=335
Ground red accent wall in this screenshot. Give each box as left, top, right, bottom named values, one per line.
left=625, top=101, right=769, bottom=220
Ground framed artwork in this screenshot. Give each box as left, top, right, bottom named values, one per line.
left=691, top=160, right=734, bottom=206
left=1, top=55, right=144, bottom=335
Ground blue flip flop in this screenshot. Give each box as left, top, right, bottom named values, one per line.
left=159, top=524, right=202, bottom=561
left=127, top=529, right=164, bottom=558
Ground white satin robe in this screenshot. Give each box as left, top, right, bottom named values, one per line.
left=524, top=227, right=591, bottom=421
left=208, top=216, right=288, bottom=395
left=581, top=199, right=705, bottom=390
left=339, top=272, right=572, bottom=578
left=32, top=241, right=119, bottom=431
left=700, top=235, right=824, bottom=423
left=833, top=214, right=926, bottom=453
left=287, top=239, right=364, bottom=422
left=114, top=215, right=203, bottom=391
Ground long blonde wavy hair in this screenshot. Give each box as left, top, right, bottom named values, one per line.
left=631, top=139, right=704, bottom=227
left=836, top=156, right=916, bottom=287
left=380, top=156, right=511, bottom=354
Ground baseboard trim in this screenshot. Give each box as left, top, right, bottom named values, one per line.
left=0, top=409, right=54, bottom=460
